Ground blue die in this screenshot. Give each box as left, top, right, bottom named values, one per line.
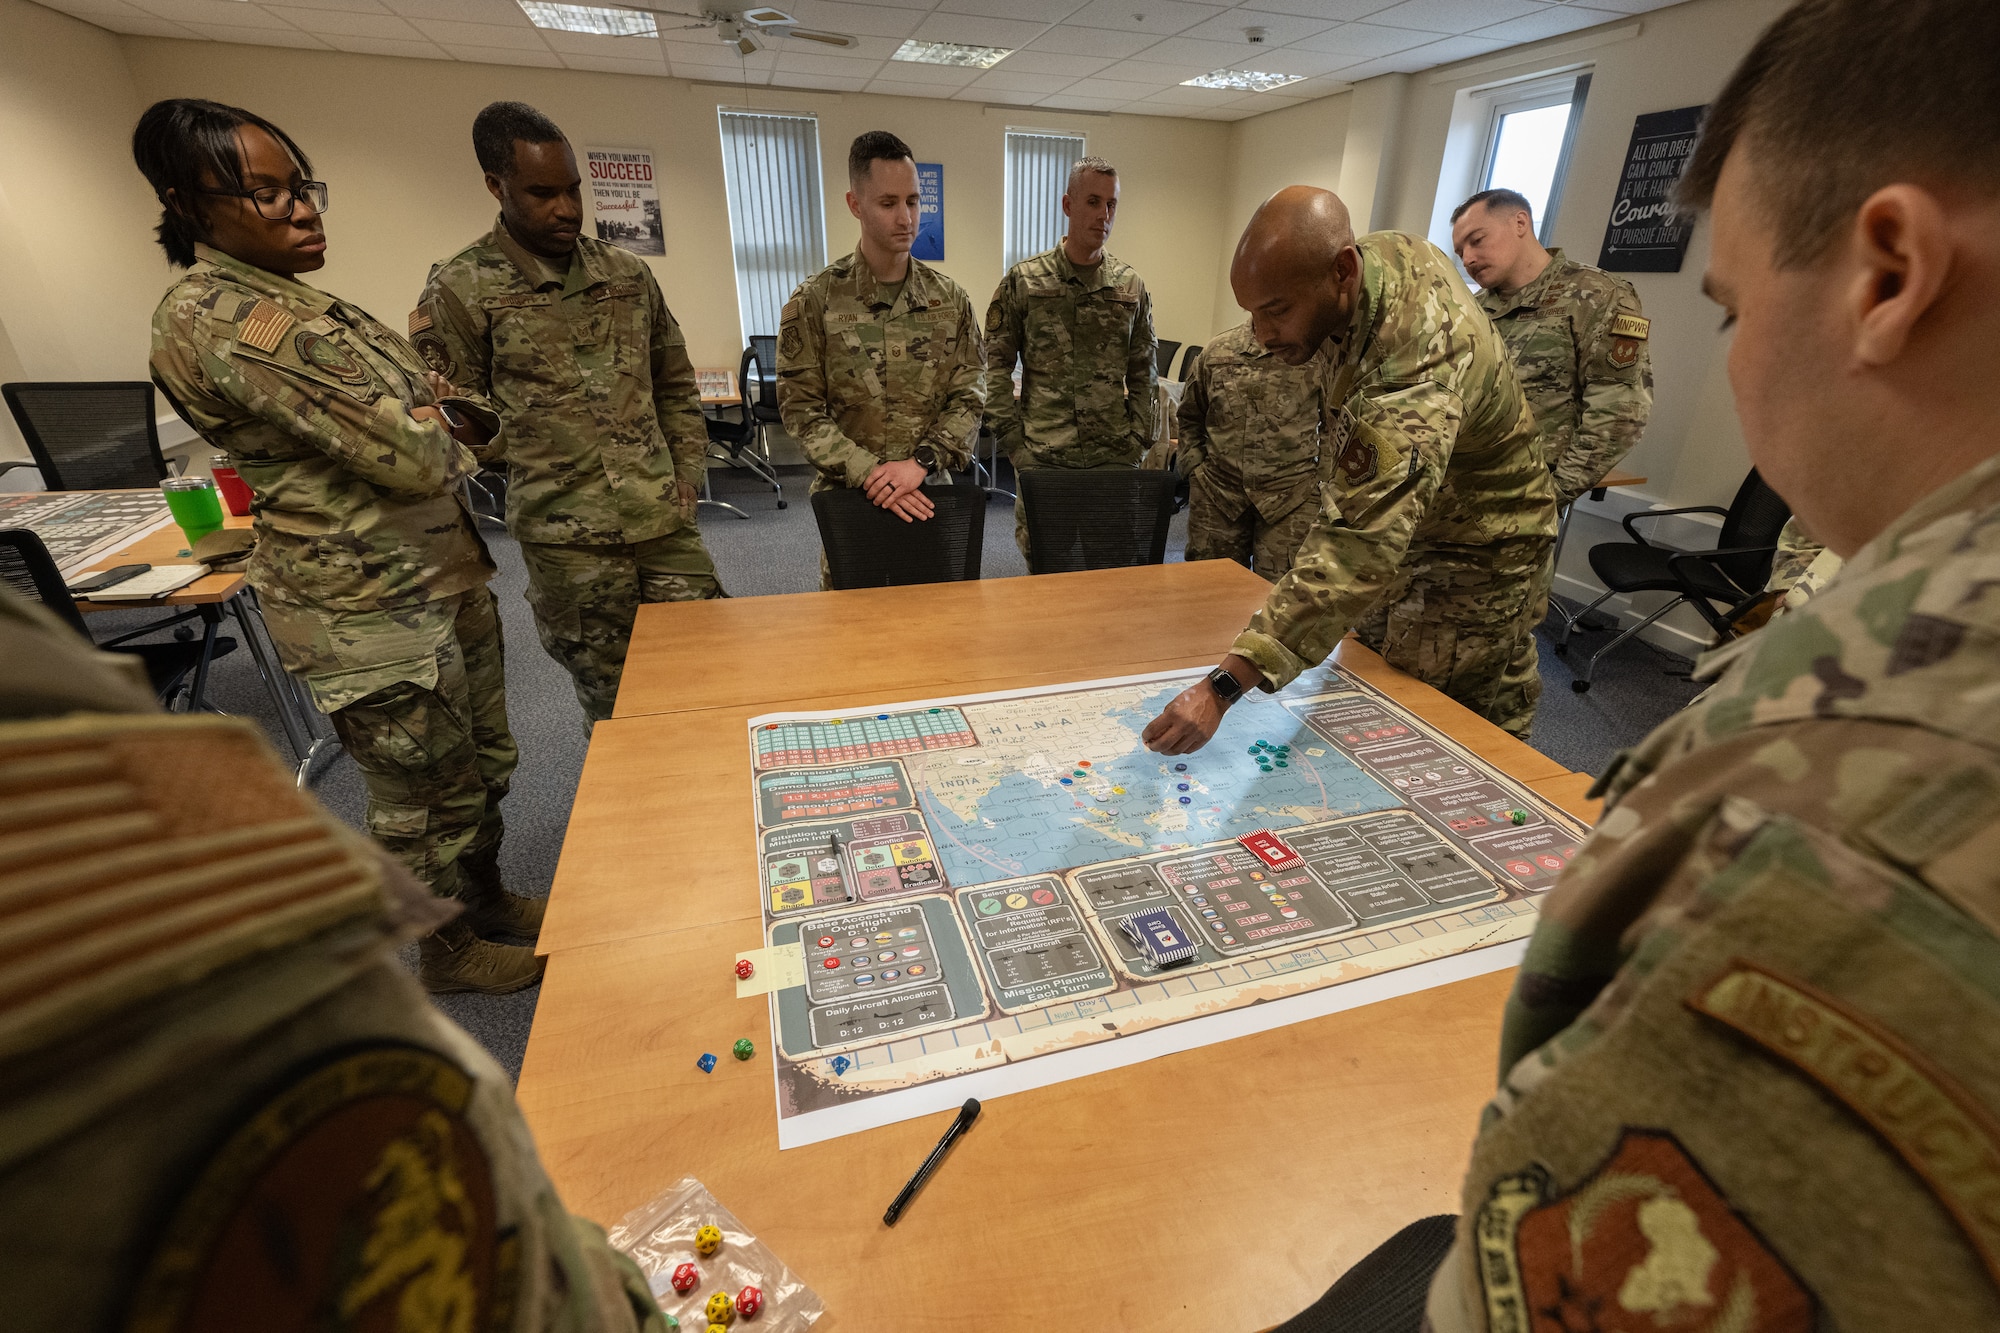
left=830, top=1055, right=851, bottom=1075
left=696, top=1052, right=718, bottom=1073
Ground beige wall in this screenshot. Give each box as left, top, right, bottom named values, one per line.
left=1206, top=90, right=1353, bottom=338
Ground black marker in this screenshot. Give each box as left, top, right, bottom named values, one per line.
left=883, top=1097, right=979, bottom=1226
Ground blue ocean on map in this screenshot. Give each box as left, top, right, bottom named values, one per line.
left=906, top=679, right=1402, bottom=887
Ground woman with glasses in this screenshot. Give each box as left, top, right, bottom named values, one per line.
left=135, top=98, right=542, bottom=996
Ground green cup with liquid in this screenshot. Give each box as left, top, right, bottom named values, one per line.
left=161, top=476, right=225, bottom=547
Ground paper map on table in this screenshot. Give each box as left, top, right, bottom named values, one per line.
left=747, top=663, right=1590, bottom=1148
left=0, top=491, right=176, bottom=575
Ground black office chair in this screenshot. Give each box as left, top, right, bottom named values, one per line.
left=2, top=382, right=176, bottom=491
left=1176, top=343, right=1203, bottom=381
left=811, top=483, right=985, bottom=590
left=1154, top=340, right=1182, bottom=378
left=698, top=349, right=785, bottom=517
left=0, top=527, right=236, bottom=709
left=1557, top=469, right=1791, bottom=692
left=1017, top=469, right=1178, bottom=575
left=747, top=335, right=783, bottom=442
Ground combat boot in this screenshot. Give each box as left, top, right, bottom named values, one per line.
left=418, top=917, right=545, bottom=995
left=457, top=847, right=546, bottom=941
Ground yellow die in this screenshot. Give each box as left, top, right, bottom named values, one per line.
left=695, top=1224, right=723, bottom=1256
left=705, top=1293, right=736, bottom=1326
left=708, top=1327, right=729, bottom=1333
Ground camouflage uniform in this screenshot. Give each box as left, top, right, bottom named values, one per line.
left=1230, top=232, right=1559, bottom=737
left=1477, top=249, right=1653, bottom=508
left=150, top=244, right=515, bottom=901
left=1177, top=321, right=1322, bottom=580
left=982, top=244, right=1157, bottom=559
left=776, top=247, right=985, bottom=587
left=0, top=591, right=665, bottom=1333
left=1766, top=513, right=1844, bottom=615
left=1424, top=451, right=2000, bottom=1332
left=418, top=219, right=722, bottom=723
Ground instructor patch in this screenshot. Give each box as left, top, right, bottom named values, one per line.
left=1610, top=312, right=1651, bottom=341
left=1474, top=1130, right=1816, bottom=1333
left=124, top=1045, right=518, bottom=1333
left=413, top=331, right=456, bottom=378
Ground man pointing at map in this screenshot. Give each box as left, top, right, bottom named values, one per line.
left=1143, top=190, right=1557, bottom=753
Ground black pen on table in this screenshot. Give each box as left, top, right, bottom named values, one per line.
left=883, top=1097, right=980, bottom=1226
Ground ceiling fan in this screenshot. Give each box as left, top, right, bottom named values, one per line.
left=608, top=5, right=860, bottom=54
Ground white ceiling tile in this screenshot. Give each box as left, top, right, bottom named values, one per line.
left=1137, top=81, right=1237, bottom=105
left=774, top=47, right=880, bottom=74
left=1363, top=0, right=1546, bottom=34
left=770, top=69, right=868, bottom=90
left=1022, top=24, right=1157, bottom=57
left=1474, top=4, right=1623, bottom=41
left=444, top=41, right=563, bottom=62
left=869, top=58, right=985, bottom=84
left=780, top=0, right=928, bottom=38
left=996, top=50, right=1113, bottom=76
left=130, top=0, right=299, bottom=28
left=321, top=32, right=445, bottom=54
left=1276, top=72, right=1352, bottom=95
left=42, top=0, right=167, bottom=19
left=936, top=0, right=1080, bottom=21
left=866, top=78, right=975, bottom=98
left=1034, top=91, right=1128, bottom=109
left=674, top=61, right=774, bottom=82
left=1178, top=7, right=1332, bottom=43
left=1135, top=34, right=1265, bottom=67
left=562, top=51, right=669, bottom=73
left=664, top=42, right=778, bottom=73
left=1392, top=31, right=1509, bottom=65
left=1227, top=47, right=1349, bottom=75
left=363, top=0, right=512, bottom=19
left=1568, top=0, right=1682, bottom=11
left=1096, top=54, right=1213, bottom=80
left=187, top=21, right=330, bottom=43
left=1289, top=19, right=1429, bottom=56
left=1115, top=100, right=1190, bottom=116
left=1237, top=0, right=1395, bottom=19
left=409, top=17, right=545, bottom=46
left=910, top=12, right=1054, bottom=48
left=1321, top=51, right=1413, bottom=78
left=260, top=0, right=391, bottom=15
left=1186, top=104, right=1257, bottom=118
left=967, top=68, right=1075, bottom=93
left=534, top=26, right=656, bottom=52
left=952, top=85, right=1040, bottom=104
left=1062, top=0, right=1225, bottom=36
left=280, top=7, right=420, bottom=35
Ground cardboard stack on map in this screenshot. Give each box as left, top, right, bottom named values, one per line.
left=745, top=665, right=1588, bottom=1148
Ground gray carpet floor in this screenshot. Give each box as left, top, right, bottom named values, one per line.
left=89, top=460, right=1702, bottom=1081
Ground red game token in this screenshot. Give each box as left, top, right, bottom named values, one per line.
left=671, top=1262, right=700, bottom=1294
left=735, top=958, right=755, bottom=980
left=736, top=1285, right=763, bottom=1318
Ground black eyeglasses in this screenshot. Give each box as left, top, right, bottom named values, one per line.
left=201, top=180, right=330, bottom=220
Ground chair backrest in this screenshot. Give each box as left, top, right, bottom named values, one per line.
left=0, top=528, right=89, bottom=634
left=811, top=482, right=986, bottom=590
left=1018, top=468, right=1179, bottom=575
left=746, top=336, right=781, bottom=417
left=3, top=382, right=167, bottom=491
left=1154, top=340, right=1182, bottom=378
left=1177, top=343, right=1203, bottom=381
left=1715, top=468, right=1792, bottom=592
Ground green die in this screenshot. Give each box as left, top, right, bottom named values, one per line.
left=732, top=1037, right=755, bottom=1061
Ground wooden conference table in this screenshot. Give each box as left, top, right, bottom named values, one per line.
left=515, top=560, right=1601, bottom=1331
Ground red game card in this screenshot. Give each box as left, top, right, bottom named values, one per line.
left=1238, top=830, right=1303, bottom=869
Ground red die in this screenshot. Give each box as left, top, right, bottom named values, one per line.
left=735, top=958, right=755, bottom=980
left=736, top=1285, right=763, bottom=1318
left=671, top=1262, right=700, bottom=1295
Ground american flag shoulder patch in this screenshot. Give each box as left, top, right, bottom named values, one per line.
left=409, top=307, right=433, bottom=336
left=237, top=300, right=295, bottom=354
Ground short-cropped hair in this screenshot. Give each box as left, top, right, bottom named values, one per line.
left=473, top=101, right=566, bottom=178
left=1450, top=188, right=1533, bottom=226
left=849, top=130, right=914, bottom=186
left=1679, top=0, right=2000, bottom=268
left=1066, top=156, right=1117, bottom=195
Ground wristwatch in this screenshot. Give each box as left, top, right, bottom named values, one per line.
left=1205, top=665, right=1246, bottom=706
left=912, top=443, right=939, bottom=471
left=437, top=401, right=471, bottom=433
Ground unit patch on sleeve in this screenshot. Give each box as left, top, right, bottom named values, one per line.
left=1473, top=1129, right=1817, bottom=1333
left=293, top=330, right=370, bottom=385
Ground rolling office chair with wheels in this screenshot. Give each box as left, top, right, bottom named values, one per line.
left=1176, top=343, right=1203, bottom=381
left=2, top=381, right=178, bottom=490
left=1017, top=469, right=1178, bottom=575
left=811, top=483, right=986, bottom=590
left=1153, top=340, right=1182, bottom=379
left=1557, top=469, right=1790, bottom=692
left=0, top=527, right=237, bottom=709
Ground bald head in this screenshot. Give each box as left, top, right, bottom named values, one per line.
left=1230, top=186, right=1363, bottom=365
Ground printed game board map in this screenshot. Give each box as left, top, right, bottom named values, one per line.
left=0, top=490, right=175, bottom=576
left=747, top=664, right=1590, bottom=1148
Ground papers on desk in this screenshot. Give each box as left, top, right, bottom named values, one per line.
left=84, top=565, right=206, bottom=600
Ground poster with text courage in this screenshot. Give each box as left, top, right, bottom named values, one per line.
left=586, top=147, right=664, bottom=256
left=1597, top=106, right=1704, bottom=273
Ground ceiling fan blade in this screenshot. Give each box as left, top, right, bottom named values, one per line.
left=739, top=7, right=796, bottom=24
left=787, top=27, right=858, bottom=47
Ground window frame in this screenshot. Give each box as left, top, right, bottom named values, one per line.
left=716, top=106, right=829, bottom=350
left=1002, top=127, right=1087, bottom=273
left=1476, top=72, right=1591, bottom=244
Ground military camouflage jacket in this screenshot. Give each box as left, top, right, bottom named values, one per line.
left=776, top=248, right=984, bottom=489
left=1426, top=452, right=2000, bottom=1331
left=150, top=245, right=493, bottom=612
left=418, top=220, right=707, bottom=545
left=1478, top=249, right=1653, bottom=508
left=1177, top=321, right=1322, bottom=522
left=0, top=590, right=665, bottom=1333
left=1231, top=232, right=1558, bottom=690
left=983, top=244, right=1157, bottom=468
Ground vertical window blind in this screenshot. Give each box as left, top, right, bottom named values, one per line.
left=717, top=109, right=828, bottom=348
left=1003, top=130, right=1085, bottom=272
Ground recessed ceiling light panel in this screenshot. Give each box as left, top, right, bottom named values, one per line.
left=892, top=39, right=1012, bottom=68
left=1181, top=68, right=1306, bottom=92
left=517, top=0, right=657, bottom=37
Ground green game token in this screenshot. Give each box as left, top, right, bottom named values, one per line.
left=1275, top=760, right=1288, bottom=768
left=1247, top=746, right=1260, bottom=755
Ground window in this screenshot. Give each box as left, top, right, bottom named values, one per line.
left=1003, top=130, right=1085, bottom=271
left=718, top=109, right=827, bottom=348
left=1478, top=73, right=1591, bottom=242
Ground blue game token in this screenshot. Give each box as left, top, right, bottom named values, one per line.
left=1174, top=763, right=1187, bottom=772
left=1060, top=777, right=1072, bottom=785
left=1177, top=782, right=1189, bottom=791
left=1179, top=796, right=1191, bottom=804
left=877, top=713, right=889, bottom=719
